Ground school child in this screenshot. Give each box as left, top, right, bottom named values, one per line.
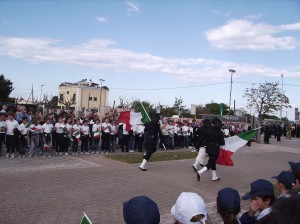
left=71, top=119, right=81, bottom=155
left=17, top=116, right=29, bottom=158
left=41, top=118, right=53, bottom=157
left=92, top=119, right=101, bottom=154
left=80, top=120, right=90, bottom=155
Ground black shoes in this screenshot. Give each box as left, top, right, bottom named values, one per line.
left=197, top=173, right=200, bottom=182
left=139, top=167, right=147, bottom=171
left=192, top=165, right=197, bottom=173
left=212, top=178, right=221, bottom=181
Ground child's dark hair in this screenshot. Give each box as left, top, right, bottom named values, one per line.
left=219, top=209, right=240, bottom=224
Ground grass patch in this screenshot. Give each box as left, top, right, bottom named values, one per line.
left=104, top=150, right=198, bottom=164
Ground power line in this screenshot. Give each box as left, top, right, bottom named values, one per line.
left=110, top=81, right=229, bottom=90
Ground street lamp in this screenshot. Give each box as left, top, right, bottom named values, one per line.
left=228, top=69, right=236, bottom=116
left=280, top=74, right=284, bottom=119
left=40, top=85, right=44, bottom=103
left=99, top=79, right=105, bottom=113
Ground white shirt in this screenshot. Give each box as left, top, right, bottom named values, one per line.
left=168, top=125, right=174, bottom=136
left=136, top=125, right=145, bottom=136
left=256, top=207, right=271, bottom=220
left=42, top=123, right=53, bottom=134
left=30, top=124, right=42, bottom=134
left=110, top=124, right=117, bottom=135
left=72, top=124, right=81, bottom=132
left=181, top=125, right=189, bottom=136
left=101, top=122, right=111, bottom=133
left=224, top=128, right=230, bottom=136
left=55, top=122, right=65, bottom=134
left=18, top=123, right=29, bottom=135
left=92, top=123, right=101, bottom=133
left=5, top=119, right=19, bottom=135
left=81, top=125, right=90, bottom=135
left=122, top=123, right=129, bottom=135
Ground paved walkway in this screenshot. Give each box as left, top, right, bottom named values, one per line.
left=0, top=137, right=299, bottom=224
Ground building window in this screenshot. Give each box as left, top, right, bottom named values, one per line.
left=73, top=94, right=76, bottom=101
left=94, top=97, right=97, bottom=101
left=60, top=94, right=63, bottom=101
left=89, top=97, right=92, bottom=101
left=67, top=91, right=69, bottom=94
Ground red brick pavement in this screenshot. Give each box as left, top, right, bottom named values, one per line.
left=0, top=137, right=299, bottom=224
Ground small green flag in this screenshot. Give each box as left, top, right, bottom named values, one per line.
left=80, top=213, right=92, bottom=224
left=140, top=102, right=151, bottom=124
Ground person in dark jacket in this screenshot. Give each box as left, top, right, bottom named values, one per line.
left=192, top=119, right=211, bottom=171
left=264, top=123, right=271, bottom=144
left=139, top=113, right=161, bottom=171
left=196, top=117, right=225, bottom=182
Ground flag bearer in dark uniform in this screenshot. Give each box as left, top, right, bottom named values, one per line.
left=139, top=113, right=161, bottom=171
left=196, top=117, right=225, bottom=182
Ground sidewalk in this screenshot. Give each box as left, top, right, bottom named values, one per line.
left=0, top=137, right=299, bottom=223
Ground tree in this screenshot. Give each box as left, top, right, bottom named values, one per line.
left=243, top=81, right=291, bottom=121
left=131, top=100, right=155, bottom=114
left=0, top=74, right=14, bottom=102
left=205, top=102, right=229, bottom=115
left=173, top=96, right=189, bottom=116
left=44, top=96, right=58, bottom=109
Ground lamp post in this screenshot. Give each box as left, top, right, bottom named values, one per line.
left=99, top=79, right=105, bottom=113
left=228, top=69, right=236, bottom=116
left=40, top=85, right=44, bottom=103
left=280, top=74, right=283, bottom=120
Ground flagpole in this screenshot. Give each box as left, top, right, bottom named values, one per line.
left=140, top=101, right=151, bottom=121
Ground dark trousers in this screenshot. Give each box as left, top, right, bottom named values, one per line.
left=101, top=132, right=110, bottom=152
left=137, top=136, right=144, bottom=152
left=62, top=137, right=69, bottom=153
left=277, top=134, right=281, bottom=142
left=6, top=135, right=15, bottom=154
left=0, top=133, right=5, bottom=154
left=264, top=134, right=270, bottom=144
left=72, top=136, right=78, bottom=153
left=81, top=135, right=89, bottom=152
left=19, top=135, right=27, bottom=155
left=205, top=146, right=219, bottom=170
left=51, top=131, right=56, bottom=147
left=122, top=134, right=130, bottom=152
left=44, top=133, right=51, bottom=145
left=56, top=133, right=63, bottom=152
left=144, top=137, right=156, bottom=161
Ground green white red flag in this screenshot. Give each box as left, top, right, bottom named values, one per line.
left=119, top=103, right=150, bottom=131
left=216, top=128, right=259, bottom=166
left=73, top=131, right=81, bottom=141
left=80, top=213, right=92, bottom=224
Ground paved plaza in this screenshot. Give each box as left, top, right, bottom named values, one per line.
left=0, top=137, right=299, bottom=224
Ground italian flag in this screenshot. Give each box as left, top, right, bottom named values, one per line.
left=119, top=104, right=150, bottom=131
left=216, top=128, right=259, bottom=166
left=80, top=213, right=92, bottom=224
left=25, top=122, right=32, bottom=128
left=73, top=131, right=81, bottom=141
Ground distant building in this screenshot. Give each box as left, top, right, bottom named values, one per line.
left=57, top=79, right=109, bottom=112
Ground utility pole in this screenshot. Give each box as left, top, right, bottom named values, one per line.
left=40, top=84, right=44, bottom=103
left=280, top=74, right=283, bottom=120
left=228, top=69, right=236, bottom=122
left=98, top=79, right=105, bottom=113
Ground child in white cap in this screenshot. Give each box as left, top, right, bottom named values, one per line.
left=171, top=192, right=211, bottom=224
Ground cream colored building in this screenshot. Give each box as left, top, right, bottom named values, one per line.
left=57, top=79, right=109, bottom=112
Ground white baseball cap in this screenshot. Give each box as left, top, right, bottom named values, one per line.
left=171, top=192, right=207, bottom=224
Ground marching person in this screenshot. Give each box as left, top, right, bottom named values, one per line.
left=139, top=113, right=161, bottom=171
left=196, top=117, right=225, bottom=182
left=192, top=119, right=211, bottom=172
